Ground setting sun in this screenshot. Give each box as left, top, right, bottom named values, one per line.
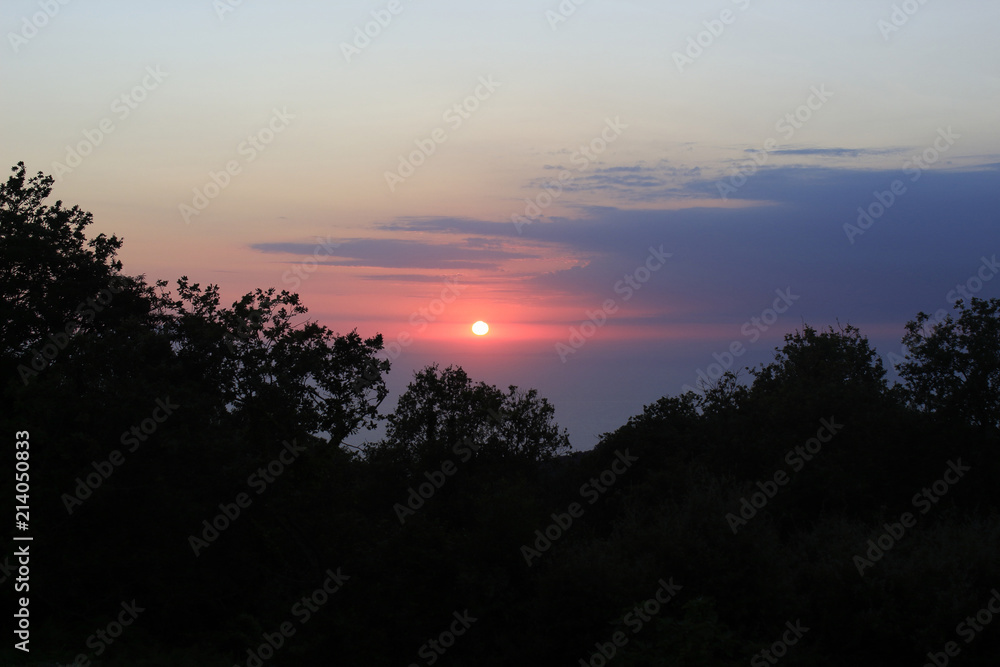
left=472, top=321, right=490, bottom=336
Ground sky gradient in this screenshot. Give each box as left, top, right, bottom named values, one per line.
left=4, top=0, right=999, bottom=448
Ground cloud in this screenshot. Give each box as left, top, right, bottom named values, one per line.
left=377, top=216, right=517, bottom=237
left=251, top=238, right=538, bottom=271
left=524, top=161, right=705, bottom=202
left=764, top=147, right=908, bottom=158
left=254, top=164, right=999, bottom=330
left=375, top=165, right=1000, bottom=323
left=359, top=273, right=477, bottom=283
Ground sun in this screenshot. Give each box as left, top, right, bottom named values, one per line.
left=472, top=321, right=490, bottom=336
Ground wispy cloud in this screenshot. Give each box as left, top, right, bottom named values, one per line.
left=363, top=165, right=1000, bottom=318
left=765, top=147, right=908, bottom=158
left=524, top=161, right=705, bottom=202
left=252, top=164, right=999, bottom=323
left=251, top=238, right=537, bottom=271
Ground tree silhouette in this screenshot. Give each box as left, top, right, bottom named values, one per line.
left=155, top=276, right=390, bottom=451
left=368, top=364, right=570, bottom=469
left=747, top=323, right=894, bottom=429
left=901, top=297, right=1000, bottom=430
left=0, top=162, right=153, bottom=381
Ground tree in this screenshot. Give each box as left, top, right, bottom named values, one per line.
left=154, top=277, right=390, bottom=451
left=748, top=323, right=892, bottom=421
left=369, top=364, right=570, bottom=468
left=0, top=164, right=394, bottom=656
left=751, top=323, right=889, bottom=397
left=696, top=370, right=749, bottom=418
left=900, top=297, right=1000, bottom=429
left=0, top=162, right=152, bottom=380
left=1, top=161, right=389, bottom=451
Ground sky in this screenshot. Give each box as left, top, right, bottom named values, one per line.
left=3, top=0, right=999, bottom=449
